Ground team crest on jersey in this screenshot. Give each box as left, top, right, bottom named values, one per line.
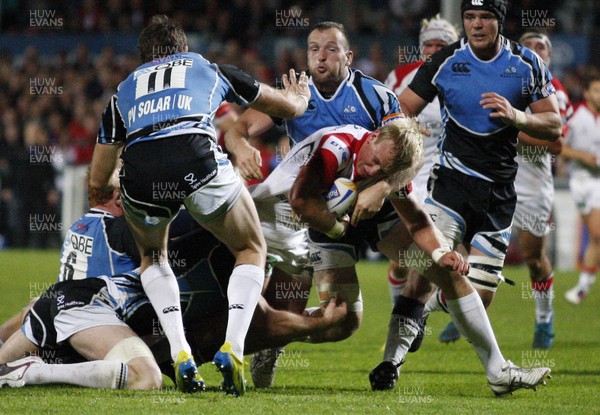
left=451, top=62, right=471, bottom=75
left=500, top=66, right=520, bottom=78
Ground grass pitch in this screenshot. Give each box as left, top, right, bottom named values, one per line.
left=0, top=250, right=598, bottom=414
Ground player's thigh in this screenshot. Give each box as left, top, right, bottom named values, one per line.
left=583, top=209, right=600, bottom=239
left=0, top=330, right=39, bottom=364
left=69, top=325, right=144, bottom=361
left=195, top=186, right=266, bottom=258
left=376, top=219, right=414, bottom=262
left=124, top=212, right=170, bottom=256
left=519, top=229, right=546, bottom=260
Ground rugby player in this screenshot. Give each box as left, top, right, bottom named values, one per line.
left=90, top=15, right=310, bottom=395
left=225, top=21, right=402, bottom=388
left=563, top=72, right=600, bottom=304
left=372, top=0, right=561, bottom=395
left=433, top=31, right=573, bottom=348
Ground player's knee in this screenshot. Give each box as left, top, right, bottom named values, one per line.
left=126, top=357, right=163, bottom=390
left=476, top=288, right=494, bottom=309
left=332, top=312, right=362, bottom=341
left=524, top=255, right=544, bottom=277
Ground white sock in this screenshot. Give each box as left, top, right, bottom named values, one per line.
left=225, top=264, right=264, bottom=357
left=141, top=263, right=190, bottom=361
left=383, top=314, right=418, bottom=365
left=25, top=360, right=128, bottom=389
left=577, top=270, right=596, bottom=291
left=424, top=287, right=449, bottom=314
left=387, top=266, right=407, bottom=306
left=445, top=291, right=505, bottom=380
left=532, top=273, right=554, bottom=324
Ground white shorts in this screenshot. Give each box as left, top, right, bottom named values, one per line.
left=513, top=193, right=553, bottom=238
left=569, top=174, right=600, bottom=215
left=185, top=160, right=243, bottom=224
left=254, top=198, right=311, bottom=275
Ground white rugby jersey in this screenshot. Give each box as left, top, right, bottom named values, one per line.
left=515, top=77, right=573, bottom=199
left=250, top=124, right=370, bottom=253
left=566, top=101, right=600, bottom=179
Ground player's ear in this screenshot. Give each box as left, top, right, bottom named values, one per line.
left=345, top=50, right=353, bottom=66
left=113, top=189, right=122, bottom=208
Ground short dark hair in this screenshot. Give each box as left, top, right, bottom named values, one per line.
left=138, top=15, right=187, bottom=63
left=310, top=21, right=350, bottom=50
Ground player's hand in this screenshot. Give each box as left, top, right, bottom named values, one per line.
left=230, top=139, right=264, bottom=181
left=321, top=297, right=347, bottom=325
left=480, top=92, right=520, bottom=126
left=580, top=152, right=600, bottom=169
left=351, top=183, right=388, bottom=226
left=436, top=251, right=469, bottom=276
left=282, top=69, right=310, bottom=117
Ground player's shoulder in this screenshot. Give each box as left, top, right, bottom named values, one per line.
left=319, top=125, right=368, bottom=148
left=570, top=102, right=592, bottom=120
left=505, top=37, right=546, bottom=69
left=348, top=68, right=389, bottom=89
left=418, top=39, right=463, bottom=76
left=389, top=61, right=423, bottom=85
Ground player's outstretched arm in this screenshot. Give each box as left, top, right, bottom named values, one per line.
left=224, top=108, right=276, bottom=182
left=250, top=69, right=310, bottom=120
left=482, top=93, right=562, bottom=141
left=257, top=297, right=347, bottom=341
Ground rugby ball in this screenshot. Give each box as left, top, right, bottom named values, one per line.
left=325, top=178, right=358, bottom=217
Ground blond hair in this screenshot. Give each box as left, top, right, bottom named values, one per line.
left=376, top=117, right=424, bottom=189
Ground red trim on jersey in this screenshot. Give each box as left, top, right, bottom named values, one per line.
left=389, top=61, right=423, bottom=93
left=316, top=131, right=369, bottom=186
left=215, top=102, right=233, bottom=119
left=582, top=101, right=600, bottom=119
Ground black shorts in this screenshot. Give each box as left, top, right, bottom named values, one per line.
left=307, top=200, right=401, bottom=270
left=308, top=200, right=399, bottom=250
left=23, top=278, right=109, bottom=349
left=425, top=165, right=516, bottom=253
left=120, top=134, right=218, bottom=219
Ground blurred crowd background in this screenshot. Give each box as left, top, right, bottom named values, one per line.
left=0, top=0, right=598, bottom=248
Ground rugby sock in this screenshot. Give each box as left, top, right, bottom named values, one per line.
left=532, top=272, right=554, bottom=324
left=445, top=292, right=504, bottom=380
left=24, top=361, right=128, bottom=389
left=576, top=269, right=597, bottom=291
left=424, top=287, right=449, bottom=314
left=383, top=296, right=423, bottom=365
left=387, top=263, right=407, bottom=306
left=141, top=264, right=191, bottom=361
left=225, top=264, right=264, bottom=358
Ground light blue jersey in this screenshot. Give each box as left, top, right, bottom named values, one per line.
left=58, top=209, right=139, bottom=281
left=282, top=69, right=400, bottom=145
left=410, top=36, right=555, bottom=182
left=98, top=52, right=261, bottom=148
